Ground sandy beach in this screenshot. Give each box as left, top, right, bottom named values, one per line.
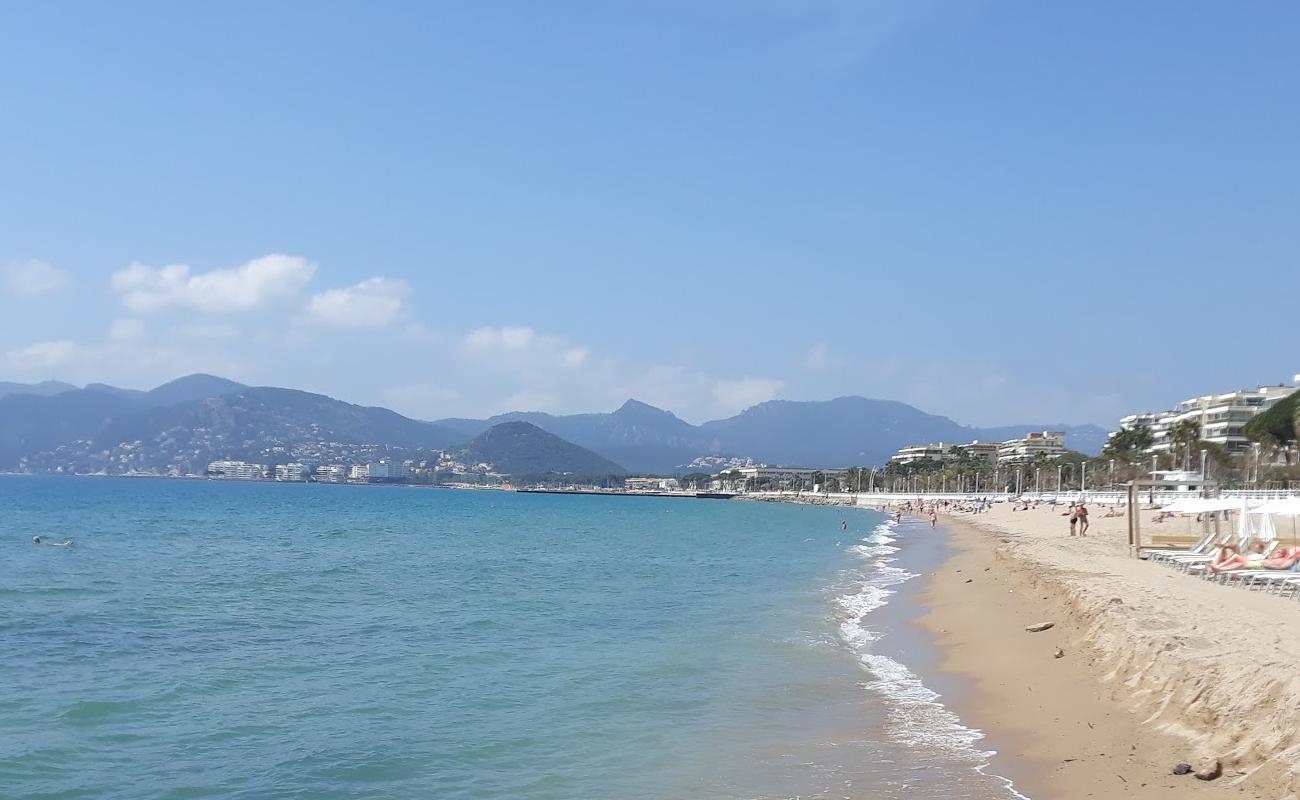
left=919, top=501, right=1300, bottom=800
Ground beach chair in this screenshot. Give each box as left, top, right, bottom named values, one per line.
left=1148, top=529, right=1219, bottom=565
left=1202, top=542, right=1281, bottom=586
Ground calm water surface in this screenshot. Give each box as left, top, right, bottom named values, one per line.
left=0, top=477, right=1021, bottom=799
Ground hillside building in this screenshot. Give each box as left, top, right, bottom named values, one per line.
left=888, top=440, right=1002, bottom=466
left=206, top=460, right=267, bottom=480
left=996, top=432, right=1067, bottom=464
left=315, top=464, right=347, bottom=483
left=1115, top=375, right=1299, bottom=455
left=274, top=463, right=308, bottom=481
left=365, top=460, right=409, bottom=482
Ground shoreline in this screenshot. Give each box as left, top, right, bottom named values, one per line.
left=918, top=504, right=1299, bottom=800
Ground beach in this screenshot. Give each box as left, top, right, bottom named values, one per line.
left=920, top=501, right=1300, bottom=800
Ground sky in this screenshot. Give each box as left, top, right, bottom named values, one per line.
left=1, top=1, right=1297, bottom=427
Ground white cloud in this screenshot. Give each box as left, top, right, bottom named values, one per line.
left=497, top=390, right=560, bottom=414
left=111, top=254, right=316, bottom=314
left=463, top=326, right=538, bottom=353
left=803, top=342, right=835, bottom=370
left=4, top=340, right=79, bottom=370
left=172, top=322, right=241, bottom=339
left=2, top=260, right=70, bottom=296
left=400, top=322, right=439, bottom=344
left=305, top=277, right=409, bottom=328
left=109, top=318, right=146, bottom=342
left=461, top=326, right=589, bottom=371
left=712, top=377, right=785, bottom=413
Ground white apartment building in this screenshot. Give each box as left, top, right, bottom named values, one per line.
left=274, top=463, right=308, bottom=482
left=889, top=443, right=953, bottom=465
left=624, top=477, right=681, bottom=491
left=889, top=440, right=1002, bottom=466
left=206, top=460, right=267, bottom=480
left=315, top=464, right=347, bottom=483
left=1119, top=376, right=1299, bottom=455
left=996, top=432, right=1067, bottom=464
left=348, top=464, right=370, bottom=481
left=958, top=441, right=1001, bottom=463
left=365, top=460, right=410, bottom=481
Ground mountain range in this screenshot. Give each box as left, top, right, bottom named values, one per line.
left=0, top=374, right=1107, bottom=476
left=434, top=396, right=1107, bottom=472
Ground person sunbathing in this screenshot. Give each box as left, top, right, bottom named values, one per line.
left=1258, top=547, right=1300, bottom=571
left=1207, top=541, right=1266, bottom=573
left=1205, top=542, right=1242, bottom=573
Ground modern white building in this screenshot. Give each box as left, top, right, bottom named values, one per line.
left=715, top=466, right=848, bottom=492
left=957, top=441, right=1001, bottom=463
left=624, top=477, right=681, bottom=492
left=365, top=460, right=410, bottom=482
left=889, top=443, right=953, bottom=465
left=1118, top=376, right=1299, bottom=455
left=206, top=460, right=267, bottom=480
left=274, top=463, right=308, bottom=482
left=315, top=464, right=348, bottom=483
left=889, top=440, right=1002, bottom=466
left=348, top=464, right=369, bottom=481
left=996, top=432, right=1067, bottom=464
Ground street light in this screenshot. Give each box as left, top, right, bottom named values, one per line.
left=1199, top=449, right=1208, bottom=499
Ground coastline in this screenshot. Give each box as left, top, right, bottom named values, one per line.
left=918, top=504, right=1300, bottom=800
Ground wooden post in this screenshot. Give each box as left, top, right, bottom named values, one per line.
left=1127, top=482, right=1137, bottom=556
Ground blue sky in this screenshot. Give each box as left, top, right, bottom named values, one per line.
left=1, top=1, right=1296, bottom=426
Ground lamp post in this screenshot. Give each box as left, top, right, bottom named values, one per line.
left=1081, top=462, right=1087, bottom=498
left=1109, top=458, right=1115, bottom=487
left=1057, top=464, right=1063, bottom=495
left=1035, top=467, right=1041, bottom=495
left=1015, top=468, right=1022, bottom=497
left=1199, top=449, right=1208, bottom=499
left=1150, top=453, right=1159, bottom=505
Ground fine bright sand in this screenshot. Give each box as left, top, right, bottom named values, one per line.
left=919, top=502, right=1300, bottom=800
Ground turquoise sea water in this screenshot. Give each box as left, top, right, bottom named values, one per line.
left=1, top=477, right=1022, bottom=799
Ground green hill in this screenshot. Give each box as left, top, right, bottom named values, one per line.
left=459, top=421, right=626, bottom=478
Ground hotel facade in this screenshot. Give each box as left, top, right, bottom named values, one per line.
left=1116, top=375, right=1299, bottom=455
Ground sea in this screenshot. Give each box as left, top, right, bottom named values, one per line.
left=0, top=477, right=1025, bottom=800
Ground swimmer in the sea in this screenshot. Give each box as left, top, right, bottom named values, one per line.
left=33, top=535, right=73, bottom=547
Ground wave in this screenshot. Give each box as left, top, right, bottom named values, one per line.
left=834, top=519, right=1028, bottom=799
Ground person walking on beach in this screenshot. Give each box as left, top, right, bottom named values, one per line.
left=928, top=508, right=937, bottom=528
left=1076, top=503, right=1089, bottom=536
left=1068, top=504, right=1078, bottom=536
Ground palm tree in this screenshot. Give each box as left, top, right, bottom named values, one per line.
left=1168, top=418, right=1201, bottom=470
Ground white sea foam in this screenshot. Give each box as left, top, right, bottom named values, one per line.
left=833, top=518, right=1028, bottom=799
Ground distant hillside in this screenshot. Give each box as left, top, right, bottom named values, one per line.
left=459, top=421, right=626, bottom=478
left=0, top=388, right=144, bottom=467
left=440, top=396, right=1107, bottom=470
left=698, top=396, right=963, bottom=467
left=0, top=380, right=77, bottom=399
left=1, top=372, right=1107, bottom=475
left=147, top=374, right=247, bottom=407
left=91, top=387, right=462, bottom=466
left=0, top=375, right=461, bottom=473
left=436, top=399, right=712, bottom=472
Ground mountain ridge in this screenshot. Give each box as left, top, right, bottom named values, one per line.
left=0, top=372, right=1108, bottom=474
left=458, top=421, right=626, bottom=478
